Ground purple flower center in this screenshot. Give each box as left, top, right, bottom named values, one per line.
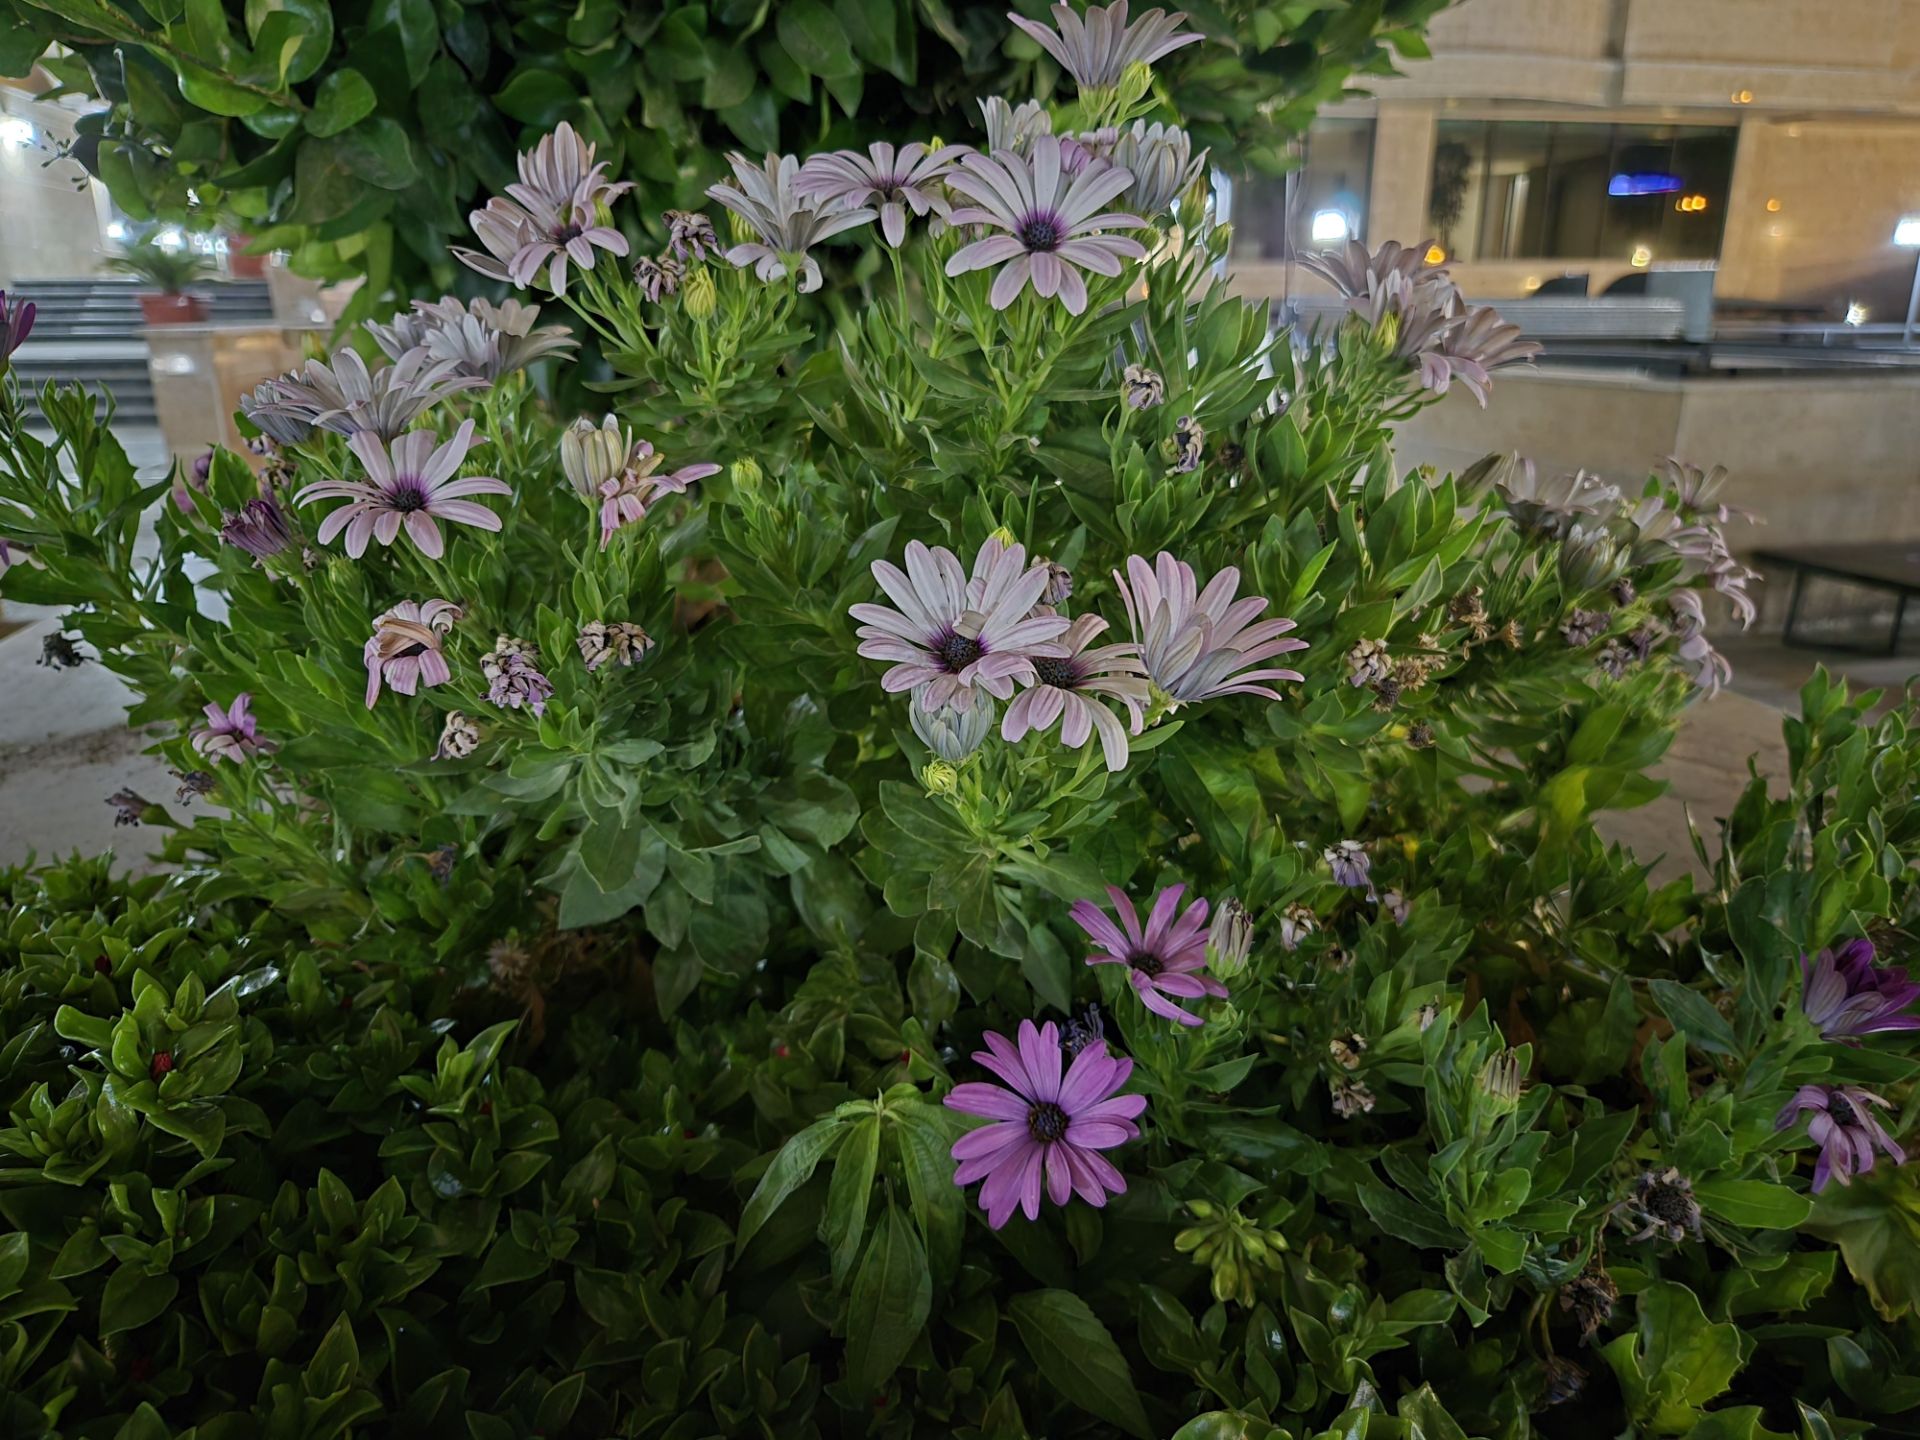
left=555, top=221, right=584, bottom=245
left=387, top=481, right=430, bottom=514
left=1026, top=1101, right=1069, bottom=1143
left=1032, top=655, right=1082, bottom=689
left=1127, top=948, right=1164, bottom=978
left=934, top=629, right=986, bottom=673
left=1017, top=211, right=1065, bottom=252
left=1828, top=1093, right=1859, bottom=1128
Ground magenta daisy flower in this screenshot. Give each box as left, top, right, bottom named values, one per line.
left=944, top=137, right=1146, bottom=314
left=1800, top=939, right=1920, bottom=1043
left=363, top=599, right=461, bottom=708
left=0, top=289, right=35, bottom=365
left=190, top=692, right=275, bottom=764
left=1071, top=883, right=1227, bottom=1027
left=1002, top=613, right=1147, bottom=771
left=797, top=142, right=960, bottom=247
left=1114, top=552, right=1308, bottom=705
left=1776, top=1084, right=1907, bottom=1191
left=944, top=1018, right=1146, bottom=1229
left=851, top=539, right=1072, bottom=712
left=295, top=420, right=510, bottom=561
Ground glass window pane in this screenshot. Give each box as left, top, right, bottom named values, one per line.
left=1428, top=121, right=1487, bottom=261
left=1482, top=120, right=1551, bottom=258
left=1539, top=123, right=1614, bottom=258
left=1228, top=118, right=1375, bottom=262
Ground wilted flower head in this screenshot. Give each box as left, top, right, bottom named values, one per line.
left=1110, top=120, right=1207, bottom=217
left=1495, top=460, right=1620, bottom=539
left=1800, top=938, right=1920, bottom=1043
left=632, top=254, right=684, bottom=303
left=1346, top=637, right=1390, bottom=688
left=1009, top=0, right=1204, bottom=92
left=1122, top=363, right=1166, bottom=409
left=435, top=710, right=483, bottom=760
left=1329, top=1032, right=1368, bottom=1070
left=368, top=296, right=577, bottom=383
left=481, top=635, right=554, bottom=717
left=219, top=497, right=294, bottom=560
left=1165, top=414, right=1205, bottom=473
left=190, top=692, right=275, bottom=764
left=1381, top=889, right=1411, bottom=925
left=1620, top=1167, right=1702, bottom=1243
left=171, top=768, right=215, bottom=803
left=1559, top=1255, right=1618, bottom=1340
left=454, top=122, right=633, bottom=295
left=295, top=420, right=508, bottom=560
left=1776, top=1084, right=1906, bottom=1192
left=979, top=96, right=1054, bottom=154
left=944, top=1017, right=1146, bottom=1229
left=245, top=348, right=484, bottom=443
left=0, top=289, right=35, bottom=365
left=912, top=691, right=996, bottom=762
left=364, top=599, right=461, bottom=708
left=1330, top=1076, right=1376, bottom=1118
left=945, top=137, right=1147, bottom=315
left=1668, top=590, right=1733, bottom=695
left=1325, top=839, right=1372, bottom=890
left=1071, top=883, right=1227, bottom=1027
left=1278, top=902, right=1317, bottom=951
left=1541, top=1357, right=1588, bottom=1407
left=663, top=209, right=721, bottom=261
left=1002, top=612, right=1147, bottom=771
left=1062, top=1002, right=1107, bottom=1058
left=797, top=142, right=959, bottom=247
left=577, top=620, right=655, bottom=673
left=708, top=153, right=876, bottom=294
left=852, top=539, right=1072, bottom=712
left=1561, top=608, right=1610, bottom=648
left=1114, top=552, right=1307, bottom=705
left=106, top=788, right=152, bottom=827
left=38, top=632, right=84, bottom=669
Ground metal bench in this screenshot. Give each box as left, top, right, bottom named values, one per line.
left=1755, top=544, right=1920, bottom=655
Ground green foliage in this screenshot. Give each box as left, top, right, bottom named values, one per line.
left=0, top=0, right=1451, bottom=311
left=100, top=229, right=216, bottom=293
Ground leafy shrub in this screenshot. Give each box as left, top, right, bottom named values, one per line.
left=3, top=8, right=1919, bottom=1435
left=0, top=0, right=1447, bottom=307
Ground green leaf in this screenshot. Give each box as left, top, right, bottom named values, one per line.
left=1008, top=1289, right=1152, bottom=1438
left=244, top=0, right=332, bottom=83
left=1650, top=979, right=1742, bottom=1058
left=335, top=116, right=417, bottom=188
left=1693, top=1178, right=1813, bottom=1231
left=735, top=1116, right=845, bottom=1254
left=844, top=1205, right=931, bottom=1395
left=306, top=68, right=376, bottom=137
left=494, top=67, right=577, bottom=128
left=824, top=1114, right=880, bottom=1288
left=893, top=1105, right=965, bottom=1287
left=1602, top=1280, right=1745, bottom=1432
left=1803, top=1167, right=1920, bottom=1321
left=776, top=0, right=858, bottom=78
left=365, top=0, right=437, bottom=85
left=99, top=1265, right=179, bottom=1337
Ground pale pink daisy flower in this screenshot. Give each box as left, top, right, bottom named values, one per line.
left=851, top=539, right=1072, bottom=712
left=453, top=122, right=633, bottom=296
left=1071, top=882, right=1227, bottom=1027
left=363, top=599, right=461, bottom=708
left=1008, top=1, right=1204, bottom=91
left=189, top=692, right=275, bottom=764
left=295, top=420, right=510, bottom=561
left=944, top=136, right=1146, bottom=314
left=1113, top=552, right=1308, bottom=705
left=797, top=142, right=961, bottom=247
left=593, top=439, right=718, bottom=549
left=1002, top=613, right=1147, bottom=771
left=944, top=1018, right=1146, bottom=1229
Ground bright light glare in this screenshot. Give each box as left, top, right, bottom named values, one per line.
left=1310, top=209, right=1349, bottom=243
left=155, top=228, right=186, bottom=251
left=1630, top=245, right=1653, bottom=268
left=1844, top=303, right=1868, bottom=326
left=106, top=220, right=128, bottom=240
left=1894, top=217, right=1920, bottom=247
left=0, top=118, right=34, bottom=148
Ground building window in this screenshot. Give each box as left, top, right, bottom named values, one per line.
left=1230, top=118, right=1375, bottom=261
left=1427, top=120, right=1735, bottom=265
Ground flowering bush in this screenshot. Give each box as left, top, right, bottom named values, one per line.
left=3, top=7, right=1919, bottom=1434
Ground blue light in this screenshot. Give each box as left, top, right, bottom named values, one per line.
left=1608, top=172, right=1683, bottom=197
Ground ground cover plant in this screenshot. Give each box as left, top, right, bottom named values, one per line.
left=2, top=6, right=1918, bottom=1435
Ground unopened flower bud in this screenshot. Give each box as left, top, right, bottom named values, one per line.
left=920, top=759, right=959, bottom=795
left=1478, top=1049, right=1523, bottom=1114
left=1373, top=309, right=1401, bottom=353
left=683, top=266, right=717, bottom=319
left=731, top=456, right=763, bottom=493
left=562, top=415, right=628, bottom=500
left=912, top=693, right=992, bottom=763
left=927, top=135, right=947, bottom=152
left=726, top=210, right=757, bottom=246
left=1207, top=898, right=1253, bottom=979
left=1118, top=60, right=1154, bottom=106
left=987, top=525, right=1018, bottom=549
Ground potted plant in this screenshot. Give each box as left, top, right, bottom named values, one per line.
left=104, top=233, right=214, bottom=323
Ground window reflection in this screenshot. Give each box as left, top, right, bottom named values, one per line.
left=1231, top=119, right=1375, bottom=260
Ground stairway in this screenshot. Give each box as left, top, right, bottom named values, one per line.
left=9, top=278, right=276, bottom=426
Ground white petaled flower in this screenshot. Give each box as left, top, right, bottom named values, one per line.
left=453, top=122, right=633, bottom=296
left=294, top=420, right=510, bottom=560
left=1113, top=551, right=1308, bottom=705
left=245, top=349, right=484, bottom=443
left=912, top=690, right=996, bottom=762
left=1001, top=613, right=1149, bottom=771
left=1110, top=120, right=1208, bottom=218
left=707, top=153, right=877, bottom=293
left=978, top=96, right=1054, bottom=154
left=944, top=137, right=1147, bottom=315
left=851, top=539, right=1073, bottom=712
left=797, top=143, right=962, bottom=247
left=368, top=296, right=576, bottom=383
left=1009, top=0, right=1204, bottom=92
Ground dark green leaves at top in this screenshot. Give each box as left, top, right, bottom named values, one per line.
left=777, top=0, right=860, bottom=79
left=1008, top=1289, right=1152, bottom=1438
left=306, top=69, right=376, bottom=137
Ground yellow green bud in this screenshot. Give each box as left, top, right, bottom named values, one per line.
left=731, top=456, right=763, bottom=492
left=683, top=266, right=717, bottom=319
left=986, top=525, right=1018, bottom=549
left=1118, top=61, right=1154, bottom=106
left=920, top=759, right=959, bottom=796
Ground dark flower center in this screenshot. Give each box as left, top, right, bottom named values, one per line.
left=1018, top=212, right=1065, bottom=252
left=1128, top=948, right=1163, bottom=978
left=555, top=221, right=585, bottom=244
left=934, top=630, right=986, bottom=673
left=387, top=482, right=430, bottom=513
left=1644, top=1181, right=1695, bottom=1223
left=1027, top=1101, right=1069, bottom=1143
left=397, top=642, right=430, bottom=659
left=1828, top=1094, right=1859, bottom=1128
left=1032, top=655, right=1082, bottom=689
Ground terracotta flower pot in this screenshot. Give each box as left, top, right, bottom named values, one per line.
left=227, top=240, right=268, bottom=279
left=140, top=292, right=208, bottom=325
